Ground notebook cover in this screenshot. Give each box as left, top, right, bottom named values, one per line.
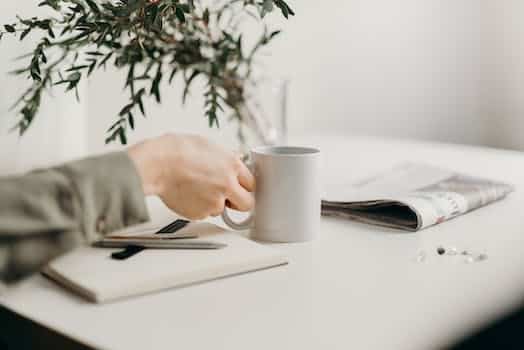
left=42, top=226, right=287, bottom=303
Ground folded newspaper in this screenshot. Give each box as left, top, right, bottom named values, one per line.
left=322, top=163, right=514, bottom=231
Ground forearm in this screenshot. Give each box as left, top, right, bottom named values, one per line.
left=0, top=152, right=149, bottom=283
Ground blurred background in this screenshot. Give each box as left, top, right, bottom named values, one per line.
left=1, top=0, right=524, bottom=174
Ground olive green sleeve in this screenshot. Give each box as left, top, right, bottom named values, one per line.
left=0, top=152, right=150, bottom=283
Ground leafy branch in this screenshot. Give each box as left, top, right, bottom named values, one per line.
left=0, top=0, right=294, bottom=144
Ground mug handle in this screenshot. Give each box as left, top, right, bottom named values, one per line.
left=221, top=207, right=254, bottom=230
left=222, top=154, right=255, bottom=230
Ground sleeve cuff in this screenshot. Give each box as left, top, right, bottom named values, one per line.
left=57, top=151, right=150, bottom=242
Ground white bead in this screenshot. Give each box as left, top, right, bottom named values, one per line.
left=476, top=253, right=488, bottom=261
left=447, top=247, right=458, bottom=256
left=415, top=251, right=426, bottom=263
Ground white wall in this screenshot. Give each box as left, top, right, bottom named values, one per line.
left=89, top=0, right=508, bottom=153
left=0, top=1, right=88, bottom=175
left=269, top=0, right=494, bottom=143
left=2, top=0, right=524, bottom=169
left=488, top=0, right=524, bottom=149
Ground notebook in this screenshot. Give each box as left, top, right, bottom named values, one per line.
left=42, top=223, right=288, bottom=303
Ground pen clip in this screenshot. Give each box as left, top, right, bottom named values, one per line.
left=110, top=219, right=191, bottom=260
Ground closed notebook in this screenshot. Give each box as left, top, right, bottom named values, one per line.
left=42, top=223, right=288, bottom=303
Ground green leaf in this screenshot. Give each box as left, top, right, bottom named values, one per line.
left=150, top=63, right=163, bottom=103
left=132, top=88, right=146, bottom=116
left=98, top=52, right=113, bottom=68
left=66, top=65, right=89, bottom=72
left=273, top=0, right=295, bottom=19
left=128, top=112, right=135, bottom=130
left=20, top=28, right=31, bottom=40
left=203, top=8, right=210, bottom=25
left=175, top=6, right=186, bottom=23
left=30, top=67, right=41, bottom=82
left=270, top=30, right=282, bottom=39
left=4, top=25, right=15, bottom=33
left=106, top=119, right=122, bottom=133
left=118, top=128, right=127, bottom=145
left=4, top=0, right=296, bottom=147
left=168, top=67, right=177, bottom=84
left=119, top=103, right=134, bottom=116
left=85, top=0, right=100, bottom=14
left=88, top=60, right=97, bottom=76
left=137, top=98, right=145, bottom=116
left=182, top=70, right=200, bottom=104
left=38, top=0, right=61, bottom=10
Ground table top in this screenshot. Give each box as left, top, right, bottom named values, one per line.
left=2, top=135, right=524, bottom=350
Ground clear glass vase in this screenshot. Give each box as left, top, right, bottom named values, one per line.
left=234, top=76, right=289, bottom=153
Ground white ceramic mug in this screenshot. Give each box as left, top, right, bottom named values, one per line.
left=222, top=146, right=321, bottom=242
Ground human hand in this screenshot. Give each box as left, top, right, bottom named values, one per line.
left=128, top=133, right=255, bottom=220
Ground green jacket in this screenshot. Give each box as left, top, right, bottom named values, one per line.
left=0, top=152, right=149, bottom=284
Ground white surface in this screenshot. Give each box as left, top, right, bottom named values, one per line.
left=2, top=135, right=524, bottom=349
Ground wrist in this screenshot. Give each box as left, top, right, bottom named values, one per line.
left=127, top=139, right=163, bottom=197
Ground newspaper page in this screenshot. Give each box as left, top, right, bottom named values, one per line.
left=322, top=163, right=514, bottom=231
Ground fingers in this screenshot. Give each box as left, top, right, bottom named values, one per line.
left=237, top=161, right=255, bottom=192
left=227, top=184, right=255, bottom=212
left=229, top=157, right=255, bottom=211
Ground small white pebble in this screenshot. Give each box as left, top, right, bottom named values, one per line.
left=465, top=255, right=476, bottom=264
left=447, top=247, right=458, bottom=256
left=415, top=251, right=427, bottom=263
left=476, top=253, right=488, bottom=262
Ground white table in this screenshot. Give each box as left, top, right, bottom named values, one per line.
left=2, top=135, right=524, bottom=350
